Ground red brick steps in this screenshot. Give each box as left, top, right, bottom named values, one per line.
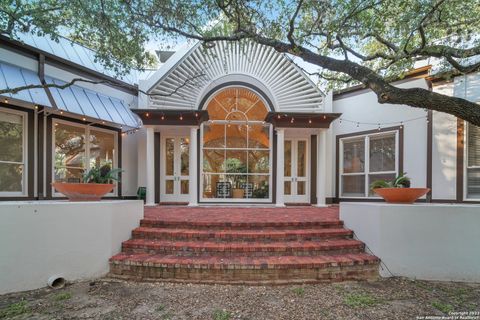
left=132, top=227, right=354, bottom=241
left=121, top=238, right=365, bottom=256
left=109, top=207, right=379, bottom=284
left=109, top=253, right=379, bottom=284
left=140, top=218, right=344, bottom=230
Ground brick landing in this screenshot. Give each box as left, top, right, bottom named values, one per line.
left=109, top=206, right=379, bottom=284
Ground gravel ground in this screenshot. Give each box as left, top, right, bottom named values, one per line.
left=0, top=278, right=479, bottom=320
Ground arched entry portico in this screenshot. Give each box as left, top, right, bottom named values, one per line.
left=137, top=40, right=338, bottom=206
left=200, top=86, right=273, bottom=202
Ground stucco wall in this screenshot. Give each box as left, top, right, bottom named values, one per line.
left=0, top=200, right=143, bottom=294
left=340, top=202, right=480, bottom=282
left=431, top=81, right=457, bottom=200
left=121, top=133, right=139, bottom=196
left=331, top=78, right=430, bottom=198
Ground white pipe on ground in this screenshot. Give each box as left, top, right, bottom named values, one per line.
left=47, top=276, right=66, bottom=289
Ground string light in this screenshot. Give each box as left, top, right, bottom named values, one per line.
left=145, top=112, right=150, bottom=117
left=195, top=112, right=199, bottom=118
left=60, top=111, right=64, bottom=115
left=337, top=115, right=428, bottom=129
left=290, top=117, right=294, bottom=123
left=4, top=98, right=8, bottom=103
left=161, top=114, right=165, bottom=120
left=82, top=117, right=86, bottom=121
left=179, top=114, right=183, bottom=121
left=323, top=115, right=327, bottom=120
left=277, top=114, right=281, bottom=119
left=308, top=119, right=312, bottom=124
left=34, top=105, right=39, bottom=110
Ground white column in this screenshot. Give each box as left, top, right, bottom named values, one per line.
left=276, top=128, right=285, bottom=207
left=188, top=127, right=198, bottom=206
left=316, top=129, right=327, bottom=207
left=145, top=126, right=156, bottom=206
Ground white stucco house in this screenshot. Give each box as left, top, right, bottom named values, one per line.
left=1, top=33, right=479, bottom=206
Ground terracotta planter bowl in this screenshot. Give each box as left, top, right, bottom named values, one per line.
left=373, top=187, right=430, bottom=204
left=52, top=182, right=114, bottom=201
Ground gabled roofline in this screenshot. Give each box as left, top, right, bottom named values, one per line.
left=0, top=35, right=138, bottom=96
left=333, top=65, right=431, bottom=100
left=141, top=41, right=200, bottom=93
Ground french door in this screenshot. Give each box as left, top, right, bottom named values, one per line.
left=160, top=136, right=190, bottom=202
left=284, top=139, right=309, bottom=203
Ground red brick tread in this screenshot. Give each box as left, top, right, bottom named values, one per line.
left=132, top=227, right=353, bottom=241
left=140, top=218, right=344, bottom=229
left=122, top=238, right=365, bottom=256
left=110, top=252, right=379, bottom=269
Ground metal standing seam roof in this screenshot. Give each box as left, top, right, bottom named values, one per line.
left=15, top=32, right=139, bottom=85
left=43, top=76, right=140, bottom=128
left=0, top=61, right=52, bottom=107
left=0, top=60, right=141, bottom=129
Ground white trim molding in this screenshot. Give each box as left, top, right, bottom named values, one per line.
left=145, top=41, right=325, bottom=112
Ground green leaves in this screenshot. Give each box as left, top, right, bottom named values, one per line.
left=370, top=172, right=411, bottom=190
left=82, top=164, right=122, bottom=184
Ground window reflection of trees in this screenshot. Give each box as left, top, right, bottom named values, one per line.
left=0, top=113, right=24, bottom=192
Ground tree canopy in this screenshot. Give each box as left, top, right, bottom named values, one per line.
left=1, top=0, right=480, bottom=124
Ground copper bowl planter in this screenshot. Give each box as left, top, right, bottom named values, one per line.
left=52, top=182, right=114, bottom=201
left=373, top=187, right=430, bottom=204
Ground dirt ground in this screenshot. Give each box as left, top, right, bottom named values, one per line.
left=0, top=277, right=479, bottom=320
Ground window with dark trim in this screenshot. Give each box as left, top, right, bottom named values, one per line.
left=52, top=119, right=118, bottom=195
left=0, top=107, right=27, bottom=196
left=339, top=130, right=399, bottom=198
left=465, top=123, right=480, bottom=200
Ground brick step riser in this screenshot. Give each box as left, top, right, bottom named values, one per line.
left=109, top=263, right=379, bottom=284
left=121, top=246, right=364, bottom=257
left=131, top=232, right=354, bottom=242
left=139, top=221, right=344, bottom=230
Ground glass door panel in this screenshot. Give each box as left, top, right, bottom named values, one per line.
left=164, top=138, right=175, bottom=195
left=178, top=137, right=190, bottom=196
left=161, top=136, right=190, bottom=201
left=284, top=138, right=309, bottom=203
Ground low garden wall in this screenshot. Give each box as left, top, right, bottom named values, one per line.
left=340, top=202, right=480, bottom=282
left=0, top=200, right=143, bottom=294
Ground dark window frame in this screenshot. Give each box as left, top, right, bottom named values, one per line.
left=335, top=126, right=404, bottom=200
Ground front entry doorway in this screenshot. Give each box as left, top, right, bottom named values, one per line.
left=284, top=138, right=309, bottom=203
left=160, top=136, right=190, bottom=202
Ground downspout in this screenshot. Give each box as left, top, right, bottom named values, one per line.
left=37, top=54, right=57, bottom=199
left=426, top=79, right=433, bottom=203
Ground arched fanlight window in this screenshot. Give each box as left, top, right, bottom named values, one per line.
left=201, top=86, right=272, bottom=202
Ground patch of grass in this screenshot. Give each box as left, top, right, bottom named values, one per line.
left=156, top=304, right=166, bottom=312
left=292, top=287, right=305, bottom=297
left=161, top=312, right=173, bottom=320
left=344, top=293, right=382, bottom=308
left=0, top=301, right=29, bottom=319
left=53, top=292, right=72, bottom=301
left=414, top=280, right=435, bottom=292
left=432, top=301, right=454, bottom=314
left=212, top=309, right=232, bottom=320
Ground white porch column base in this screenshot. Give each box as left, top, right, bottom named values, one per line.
left=316, top=129, right=327, bottom=206
left=188, top=127, right=198, bottom=206
left=145, top=126, right=156, bottom=206
left=276, top=128, right=285, bottom=206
